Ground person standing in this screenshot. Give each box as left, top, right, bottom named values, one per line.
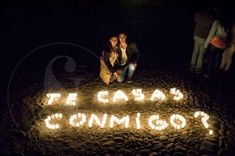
left=116, top=33, right=139, bottom=83
left=203, top=19, right=227, bottom=78
left=190, top=8, right=215, bottom=73
left=220, top=23, right=235, bottom=71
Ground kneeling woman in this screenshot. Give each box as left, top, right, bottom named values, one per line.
left=100, top=36, right=119, bottom=85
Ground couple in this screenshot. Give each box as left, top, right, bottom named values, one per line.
left=100, top=33, right=139, bottom=85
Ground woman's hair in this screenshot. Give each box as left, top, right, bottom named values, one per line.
left=104, top=35, right=118, bottom=53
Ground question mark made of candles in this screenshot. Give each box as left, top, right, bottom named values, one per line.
left=194, top=111, right=213, bottom=135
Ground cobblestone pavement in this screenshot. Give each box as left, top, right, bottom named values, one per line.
left=2, top=68, right=235, bottom=156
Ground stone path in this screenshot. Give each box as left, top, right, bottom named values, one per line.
left=2, top=70, right=235, bottom=155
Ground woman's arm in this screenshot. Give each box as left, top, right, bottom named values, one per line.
left=103, top=51, right=115, bottom=73
left=204, top=20, right=218, bottom=48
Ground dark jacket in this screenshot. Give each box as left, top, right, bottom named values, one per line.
left=103, top=42, right=139, bottom=72
left=115, top=42, right=139, bottom=70
left=103, top=50, right=117, bottom=73
left=194, top=10, right=215, bottom=39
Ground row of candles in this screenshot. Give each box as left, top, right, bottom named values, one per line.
left=46, top=88, right=184, bottom=106
left=44, top=111, right=213, bottom=135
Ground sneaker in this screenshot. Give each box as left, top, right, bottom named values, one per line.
left=127, top=78, right=133, bottom=83
left=127, top=80, right=133, bottom=83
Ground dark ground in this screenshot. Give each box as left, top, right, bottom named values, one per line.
left=1, top=1, right=235, bottom=155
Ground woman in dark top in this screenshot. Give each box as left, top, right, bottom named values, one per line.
left=100, top=36, right=119, bottom=85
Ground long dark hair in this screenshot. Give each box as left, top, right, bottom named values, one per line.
left=104, top=35, right=118, bottom=53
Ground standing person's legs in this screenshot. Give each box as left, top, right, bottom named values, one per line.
left=195, top=43, right=207, bottom=72
left=204, top=44, right=215, bottom=77
left=225, top=57, right=233, bottom=71
left=191, top=36, right=200, bottom=69
left=117, top=66, right=128, bottom=83
left=213, top=48, right=224, bottom=75
left=225, top=46, right=235, bottom=71
left=127, top=63, right=137, bottom=80
left=220, top=49, right=228, bottom=70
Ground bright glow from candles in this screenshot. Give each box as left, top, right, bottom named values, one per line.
left=97, top=91, right=109, bottom=103
left=66, top=93, right=77, bottom=106
left=113, top=90, right=128, bottom=103
left=170, top=114, right=186, bottom=129
left=110, top=115, right=130, bottom=128
left=43, top=111, right=215, bottom=135
left=44, top=113, right=63, bottom=129
left=43, top=93, right=216, bottom=136
left=132, top=89, right=145, bottom=101
left=194, top=111, right=210, bottom=129
left=47, top=93, right=61, bottom=105
left=170, top=88, right=184, bottom=101
left=69, top=113, right=86, bottom=127
left=150, top=89, right=166, bottom=101
left=209, top=130, right=213, bottom=135
left=88, top=114, right=107, bottom=128
left=135, top=113, right=141, bottom=129
left=148, top=115, right=168, bottom=130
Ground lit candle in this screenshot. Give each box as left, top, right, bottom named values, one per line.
left=113, top=90, right=128, bottom=103
left=47, top=93, right=61, bottom=105
left=132, top=89, right=145, bottom=101
left=44, top=113, right=63, bottom=129
left=170, top=114, right=186, bottom=129
left=170, top=88, right=183, bottom=101
left=135, top=113, right=141, bottom=129
left=69, top=113, right=86, bottom=127
left=110, top=115, right=130, bottom=128
left=194, top=111, right=209, bottom=129
left=97, top=91, right=109, bottom=103
left=150, top=89, right=166, bottom=101
left=88, top=113, right=107, bottom=128
left=148, top=115, right=168, bottom=130
left=66, top=93, right=77, bottom=106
